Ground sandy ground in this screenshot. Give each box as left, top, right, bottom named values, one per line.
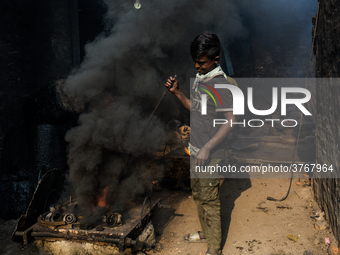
left=0, top=177, right=337, bottom=255
left=152, top=178, right=336, bottom=255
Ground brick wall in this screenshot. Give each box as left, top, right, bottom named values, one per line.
left=312, top=0, right=340, bottom=242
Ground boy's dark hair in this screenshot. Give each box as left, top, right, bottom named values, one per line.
left=190, top=31, right=221, bottom=60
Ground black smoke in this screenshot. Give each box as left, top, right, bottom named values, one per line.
left=63, top=0, right=317, bottom=218
left=64, top=0, right=249, bottom=218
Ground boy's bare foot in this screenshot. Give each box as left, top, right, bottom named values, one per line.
left=205, top=247, right=223, bottom=255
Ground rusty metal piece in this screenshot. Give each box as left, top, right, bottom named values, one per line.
left=106, top=213, right=123, bottom=227
left=63, top=214, right=76, bottom=224
left=37, top=215, right=66, bottom=230
left=13, top=226, right=34, bottom=245
left=51, top=212, right=62, bottom=222
left=44, top=212, right=53, bottom=222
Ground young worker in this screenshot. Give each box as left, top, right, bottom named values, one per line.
left=165, top=31, right=236, bottom=255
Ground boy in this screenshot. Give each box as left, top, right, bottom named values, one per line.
left=165, top=31, right=236, bottom=255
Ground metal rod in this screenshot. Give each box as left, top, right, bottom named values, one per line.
left=122, top=74, right=177, bottom=170
left=146, top=74, right=176, bottom=126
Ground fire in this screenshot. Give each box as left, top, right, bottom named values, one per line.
left=97, top=187, right=109, bottom=207
left=184, top=147, right=190, bottom=156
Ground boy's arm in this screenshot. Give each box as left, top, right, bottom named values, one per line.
left=165, top=76, right=190, bottom=111
left=195, top=111, right=235, bottom=166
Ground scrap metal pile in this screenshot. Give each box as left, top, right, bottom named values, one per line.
left=37, top=199, right=123, bottom=231
left=12, top=170, right=161, bottom=253
left=26, top=197, right=160, bottom=252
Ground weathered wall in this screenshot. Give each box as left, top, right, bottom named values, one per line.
left=0, top=0, right=77, bottom=219
left=312, top=0, right=340, bottom=242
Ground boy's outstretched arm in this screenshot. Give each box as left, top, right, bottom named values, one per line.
left=195, top=111, right=235, bottom=166
left=165, top=76, right=190, bottom=111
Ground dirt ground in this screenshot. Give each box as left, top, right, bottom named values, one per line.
left=0, top=176, right=337, bottom=255
left=152, top=178, right=336, bottom=255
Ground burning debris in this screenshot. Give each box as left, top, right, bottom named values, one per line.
left=58, top=0, right=252, bottom=227
left=37, top=198, right=123, bottom=231
left=12, top=170, right=162, bottom=253
left=28, top=196, right=161, bottom=253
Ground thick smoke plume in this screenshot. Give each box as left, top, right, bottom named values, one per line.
left=65, top=0, right=248, bottom=102
left=63, top=0, right=317, bottom=220
left=64, top=0, right=249, bottom=218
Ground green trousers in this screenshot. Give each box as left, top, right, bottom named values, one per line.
left=190, top=158, right=222, bottom=251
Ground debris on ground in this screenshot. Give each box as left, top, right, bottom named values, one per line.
left=315, top=220, right=329, bottom=231
left=287, top=234, right=299, bottom=242
left=328, top=243, right=339, bottom=255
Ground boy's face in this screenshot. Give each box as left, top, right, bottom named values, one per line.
left=193, top=55, right=220, bottom=75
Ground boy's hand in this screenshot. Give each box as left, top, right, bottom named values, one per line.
left=195, top=146, right=211, bottom=166
left=165, top=76, right=179, bottom=93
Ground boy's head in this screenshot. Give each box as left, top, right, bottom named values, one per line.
left=190, top=32, right=221, bottom=74
left=190, top=31, right=221, bottom=60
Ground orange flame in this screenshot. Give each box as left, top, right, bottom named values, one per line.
left=184, top=147, right=190, bottom=156
left=97, top=187, right=109, bottom=207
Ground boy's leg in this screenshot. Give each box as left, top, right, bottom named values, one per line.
left=191, top=158, right=222, bottom=251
